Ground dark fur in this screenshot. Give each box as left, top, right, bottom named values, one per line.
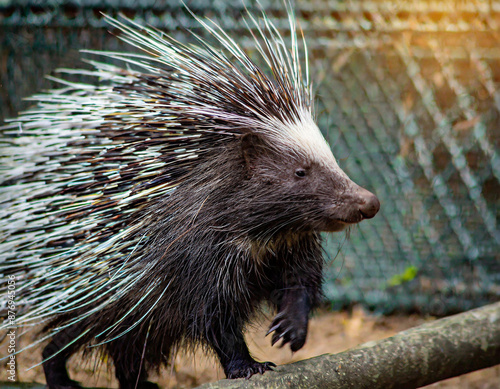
left=40, top=132, right=369, bottom=387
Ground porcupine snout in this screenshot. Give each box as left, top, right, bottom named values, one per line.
left=353, top=185, right=380, bottom=220
left=318, top=175, right=380, bottom=232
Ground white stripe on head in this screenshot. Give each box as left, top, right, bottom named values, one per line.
left=260, top=108, right=348, bottom=178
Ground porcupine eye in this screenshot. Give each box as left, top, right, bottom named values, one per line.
left=295, top=169, right=307, bottom=178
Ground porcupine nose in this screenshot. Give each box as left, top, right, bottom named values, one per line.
left=356, top=186, right=380, bottom=219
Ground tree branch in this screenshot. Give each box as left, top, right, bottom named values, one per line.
left=196, top=301, right=500, bottom=389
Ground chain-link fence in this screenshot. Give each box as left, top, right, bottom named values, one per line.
left=1, top=0, right=498, bottom=316
left=310, top=0, right=500, bottom=315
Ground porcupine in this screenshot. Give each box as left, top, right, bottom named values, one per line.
left=0, top=5, right=380, bottom=389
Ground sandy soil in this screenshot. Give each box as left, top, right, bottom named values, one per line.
left=4, top=307, right=500, bottom=388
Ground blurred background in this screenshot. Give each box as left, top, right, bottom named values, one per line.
left=2, top=0, right=498, bottom=317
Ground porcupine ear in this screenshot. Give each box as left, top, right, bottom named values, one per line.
left=241, top=133, right=266, bottom=177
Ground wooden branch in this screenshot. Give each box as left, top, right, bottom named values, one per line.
left=196, top=301, right=500, bottom=389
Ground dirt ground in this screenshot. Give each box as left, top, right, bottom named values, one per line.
left=5, top=307, right=500, bottom=388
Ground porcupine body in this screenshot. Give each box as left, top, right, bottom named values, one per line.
left=0, top=5, right=379, bottom=389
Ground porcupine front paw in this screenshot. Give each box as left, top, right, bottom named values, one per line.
left=225, top=359, right=276, bottom=379
left=267, top=307, right=308, bottom=352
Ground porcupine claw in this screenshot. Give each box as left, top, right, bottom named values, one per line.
left=266, top=311, right=286, bottom=336
left=266, top=323, right=281, bottom=336
left=271, top=327, right=291, bottom=347
left=268, top=292, right=309, bottom=352
left=226, top=361, right=276, bottom=379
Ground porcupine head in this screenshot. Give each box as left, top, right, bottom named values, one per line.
left=0, top=4, right=379, bottom=388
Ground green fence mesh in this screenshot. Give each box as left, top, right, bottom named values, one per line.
left=1, top=0, right=498, bottom=315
